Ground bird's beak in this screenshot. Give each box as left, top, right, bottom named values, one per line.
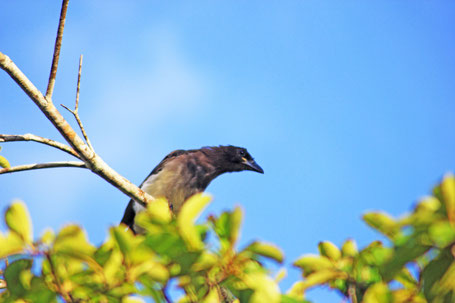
left=242, top=158, right=264, bottom=174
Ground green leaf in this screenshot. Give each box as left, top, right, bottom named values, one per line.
left=293, top=254, right=334, bottom=275
left=441, top=173, right=455, bottom=224
left=421, top=247, right=453, bottom=301
left=5, top=201, right=33, bottom=244
left=4, top=259, right=33, bottom=297
left=111, top=226, right=136, bottom=260
left=363, top=212, right=400, bottom=239
left=245, top=241, right=284, bottom=263
left=0, top=155, right=10, bottom=168
left=318, top=241, right=341, bottom=261
left=429, top=221, right=455, bottom=247
left=381, top=233, right=430, bottom=281
left=177, top=193, right=211, bottom=251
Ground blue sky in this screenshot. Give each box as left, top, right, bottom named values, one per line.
left=1, top=1, right=455, bottom=301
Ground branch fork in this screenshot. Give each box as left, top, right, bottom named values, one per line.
left=0, top=0, right=154, bottom=205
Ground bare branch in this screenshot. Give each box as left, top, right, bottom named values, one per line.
left=45, top=0, right=70, bottom=99
left=61, top=55, right=94, bottom=151
left=0, top=134, right=80, bottom=159
left=0, top=51, right=155, bottom=205
left=0, top=161, right=86, bottom=175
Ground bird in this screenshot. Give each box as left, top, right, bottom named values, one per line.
left=121, top=145, right=264, bottom=233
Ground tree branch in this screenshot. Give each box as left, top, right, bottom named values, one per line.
left=45, top=0, right=69, bottom=99
left=0, top=134, right=80, bottom=159
left=0, top=161, right=86, bottom=175
left=61, top=55, right=94, bottom=151
left=0, top=52, right=154, bottom=205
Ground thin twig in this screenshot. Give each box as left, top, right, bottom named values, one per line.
left=61, top=55, right=94, bottom=151
left=348, top=284, right=358, bottom=303
left=0, top=161, right=86, bottom=175
left=0, top=134, right=81, bottom=159
left=45, top=0, right=70, bottom=99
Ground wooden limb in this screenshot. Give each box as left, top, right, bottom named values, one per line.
left=61, top=55, right=94, bottom=151
left=0, top=52, right=154, bottom=205
left=0, top=161, right=86, bottom=175
left=45, top=0, right=69, bottom=99
left=0, top=134, right=81, bottom=159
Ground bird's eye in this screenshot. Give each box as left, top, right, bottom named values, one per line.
left=239, top=150, right=246, bottom=157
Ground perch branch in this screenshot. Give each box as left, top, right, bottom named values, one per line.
left=0, top=52, right=155, bottom=205
left=61, top=55, right=94, bottom=151
left=45, top=0, right=69, bottom=99
left=0, top=134, right=80, bottom=159
left=0, top=161, right=86, bottom=175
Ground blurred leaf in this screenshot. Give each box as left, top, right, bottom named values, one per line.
left=0, top=231, right=25, bottom=258
left=286, top=281, right=305, bottom=300
left=274, top=268, right=287, bottom=283
left=111, top=226, right=137, bottom=262
left=5, top=201, right=33, bottom=244
left=229, top=207, right=243, bottom=246
left=298, top=270, right=343, bottom=291
left=381, top=233, right=430, bottom=281
left=363, top=282, right=392, bottom=303
left=191, top=252, right=218, bottom=272
left=245, top=241, right=284, bottom=263
left=293, top=254, right=334, bottom=275
left=441, top=173, right=455, bottom=224
left=202, top=287, right=221, bottom=303
left=318, top=241, right=341, bottom=261
left=422, top=247, right=454, bottom=300
left=4, top=259, right=32, bottom=297
left=136, top=198, right=172, bottom=227
left=429, top=221, right=455, bottom=247
left=123, top=297, right=146, bottom=303
left=363, top=212, right=400, bottom=239
left=241, top=272, right=281, bottom=303
left=395, top=267, right=418, bottom=289
left=0, top=155, right=10, bottom=168
left=41, top=229, right=55, bottom=246
left=54, top=225, right=95, bottom=260
left=341, top=239, right=358, bottom=257
left=177, top=193, right=211, bottom=251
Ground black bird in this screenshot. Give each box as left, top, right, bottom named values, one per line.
left=121, top=145, right=264, bottom=233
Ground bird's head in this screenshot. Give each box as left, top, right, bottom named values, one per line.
left=207, top=145, right=264, bottom=174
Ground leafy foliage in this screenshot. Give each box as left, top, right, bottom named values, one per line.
left=1, top=175, right=455, bottom=302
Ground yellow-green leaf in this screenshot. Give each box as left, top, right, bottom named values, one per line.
left=54, top=225, right=95, bottom=260
left=5, top=201, right=32, bottom=244
left=0, top=155, right=10, bottom=168
left=245, top=241, right=284, bottom=263
left=441, top=173, right=455, bottom=224
left=293, top=254, right=333, bottom=274
left=123, top=297, right=146, bottom=303
left=318, top=241, right=341, bottom=261
left=242, top=272, right=280, bottom=303
left=341, top=239, right=358, bottom=257
left=202, top=287, right=221, bottom=303
left=229, top=206, right=243, bottom=245
left=177, top=193, right=211, bottom=251
left=0, top=232, right=25, bottom=258
left=299, top=269, right=343, bottom=291
left=363, top=282, right=392, bottom=303
left=40, top=229, right=55, bottom=246
left=363, top=212, right=399, bottom=239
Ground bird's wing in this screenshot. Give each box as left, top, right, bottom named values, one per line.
left=120, top=149, right=196, bottom=228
